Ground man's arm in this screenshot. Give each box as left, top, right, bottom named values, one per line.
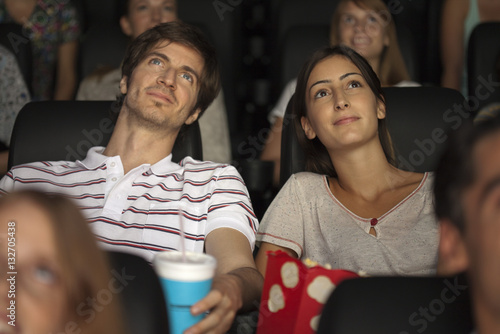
left=186, top=228, right=263, bottom=334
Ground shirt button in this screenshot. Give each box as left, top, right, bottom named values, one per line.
left=110, top=162, right=116, bottom=167
left=111, top=177, right=117, bottom=182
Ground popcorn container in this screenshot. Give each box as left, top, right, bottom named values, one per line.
left=256, top=251, right=359, bottom=334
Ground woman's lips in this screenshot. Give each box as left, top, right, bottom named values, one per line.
left=334, top=117, right=359, bottom=125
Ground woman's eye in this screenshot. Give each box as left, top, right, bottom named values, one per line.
left=342, top=16, right=355, bottom=24
left=164, top=5, right=175, bottom=12
left=180, top=73, right=193, bottom=82
left=34, top=266, right=57, bottom=285
left=314, top=90, right=328, bottom=99
left=348, top=81, right=361, bottom=89
left=367, top=15, right=378, bottom=23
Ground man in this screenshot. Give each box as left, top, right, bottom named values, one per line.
left=77, top=0, right=232, bottom=164
left=434, top=116, right=500, bottom=334
left=0, top=22, right=262, bottom=334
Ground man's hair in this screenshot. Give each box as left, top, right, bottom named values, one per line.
left=116, top=21, right=221, bottom=119
left=292, top=45, right=395, bottom=177
left=434, top=115, right=500, bottom=232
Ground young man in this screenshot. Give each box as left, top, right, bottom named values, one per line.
left=435, top=116, right=500, bottom=334
left=0, top=22, right=262, bottom=334
left=77, top=0, right=231, bottom=164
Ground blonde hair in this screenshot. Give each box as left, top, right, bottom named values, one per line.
left=330, top=0, right=411, bottom=86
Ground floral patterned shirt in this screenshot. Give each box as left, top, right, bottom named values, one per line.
left=0, top=0, right=80, bottom=100
left=0, top=45, right=30, bottom=146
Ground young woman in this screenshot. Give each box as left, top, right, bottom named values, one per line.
left=261, top=0, right=415, bottom=185
left=256, top=46, right=438, bottom=276
left=0, top=191, right=126, bottom=334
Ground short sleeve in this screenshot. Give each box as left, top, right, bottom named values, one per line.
left=256, top=174, right=305, bottom=257
left=58, top=3, right=81, bottom=44
left=268, top=79, right=297, bottom=125
left=206, top=165, right=259, bottom=250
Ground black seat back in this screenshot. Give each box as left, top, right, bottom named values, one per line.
left=8, top=101, right=202, bottom=169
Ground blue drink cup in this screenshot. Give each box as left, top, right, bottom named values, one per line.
left=154, top=251, right=217, bottom=334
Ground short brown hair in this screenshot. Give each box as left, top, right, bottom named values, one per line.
left=293, top=45, right=395, bottom=177
left=118, top=21, right=221, bottom=118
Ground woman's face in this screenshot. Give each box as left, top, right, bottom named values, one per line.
left=336, top=1, right=390, bottom=63
left=0, top=200, right=67, bottom=334
left=121, top=0, right=178, bottom=39
left=301, top=55, right=385, bottom=152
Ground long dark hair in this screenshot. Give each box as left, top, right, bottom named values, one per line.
left=292, top=45, right=396, bottom=177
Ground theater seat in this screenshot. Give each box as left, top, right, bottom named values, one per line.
left=107, top=251, right=170, bottom=334
left=279, top=87, right=467, bottom=186
left=317, top=274, right=473, bottom=334
left=467, top=22, right=500, bottom=114
left=8, top=101, right=202, bottom=169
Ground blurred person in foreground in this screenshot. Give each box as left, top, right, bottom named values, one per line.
left=0, top=21, right=262, bottom=334
left=0, top=190, right=125, bottom=334
left=77, top=0, right=231, bottom=164
left=435, top=115, right=500, bottom=334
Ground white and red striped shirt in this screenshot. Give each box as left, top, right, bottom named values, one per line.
left=0, top=147, right=258, bottom=263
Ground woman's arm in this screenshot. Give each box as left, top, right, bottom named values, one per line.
left=260, top=117, right=284, bottom=187
left=53, top=40, right=78, bottom=100
left=440, top=0, right=469, bottom=91
left=255, top=241, right=298, bottom=277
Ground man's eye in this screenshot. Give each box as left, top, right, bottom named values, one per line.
left=150, top=58, right=162, bottom=66
left=180, top=73, right=193, bottom=82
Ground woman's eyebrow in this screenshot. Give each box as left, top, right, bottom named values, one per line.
left=308, top=72, right=362, bottom=92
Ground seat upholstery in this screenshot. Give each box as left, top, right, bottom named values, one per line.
left=8, top=101, right=203, bottom=169
left=317, top=274, right=473, bottom=334
left=107, top=251, right=170, bottom=334
left=467, top=22, right=500, bottom=113
left=279, top=87, right=467, bottom=186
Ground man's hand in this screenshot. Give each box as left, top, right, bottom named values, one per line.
left=184, top=228, right=263, bottom=334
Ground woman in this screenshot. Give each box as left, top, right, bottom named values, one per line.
left=0, top=191, right=126, bottom=334
left=0, top=0, right=80, bottom=100
left=256, top=46, right=438, bottom=276
left=261, top=0, right=415, bottom=185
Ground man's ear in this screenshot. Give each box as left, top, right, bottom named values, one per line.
left=301, top=116, right=316, bottom=140
left=119, top=76, right=128, bottom=95
left=185, top=108, right=201, bottom=125
left=120, top=16, right=133, bottom=37
left=437, top=219, right=469, bottom=276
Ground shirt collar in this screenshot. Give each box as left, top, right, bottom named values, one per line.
left=76, top=146, right=182, bottom=174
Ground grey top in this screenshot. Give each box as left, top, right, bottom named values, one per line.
left=257, top=172, right=438, bottom=276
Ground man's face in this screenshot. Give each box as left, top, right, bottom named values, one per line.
left=121, top=0, right=178, bottom=39
left=462, top=131, right=500, bottom=315
left=119, top=41, right=204, bottom=132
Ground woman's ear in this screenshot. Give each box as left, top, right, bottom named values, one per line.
left=301, top=116, right=317, bottom=140
left=120, top=16, right=133, bottom=37
left=377, top=100, right=386, bottom=120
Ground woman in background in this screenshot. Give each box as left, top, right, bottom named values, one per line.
left=261, top=0, right=414, bottom=185
left=0, top=191, right=126, bottom=334
left=256, top=46, right=437, bottom=276
left=0, top=0, right=80, bottom=100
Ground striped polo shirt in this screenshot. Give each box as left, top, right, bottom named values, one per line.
left=0, top=147, right=258, bottom=263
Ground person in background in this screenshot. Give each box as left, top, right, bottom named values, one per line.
left=77, top=0, right=231, bottom=164
left=256, top=45, right=437, bottom=277
left=0, top=0, right=80, bottom=100
left=0, top=45, right=30, bottom=175
left=434, top=116, right=500, bottom=334
left=440, top=0, right=500, bottom=95
left=261, top=0, right=415, bottom=186
left=0, top=190, right=126, bottom=334
left=1, top=21, right=262, bottom=334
